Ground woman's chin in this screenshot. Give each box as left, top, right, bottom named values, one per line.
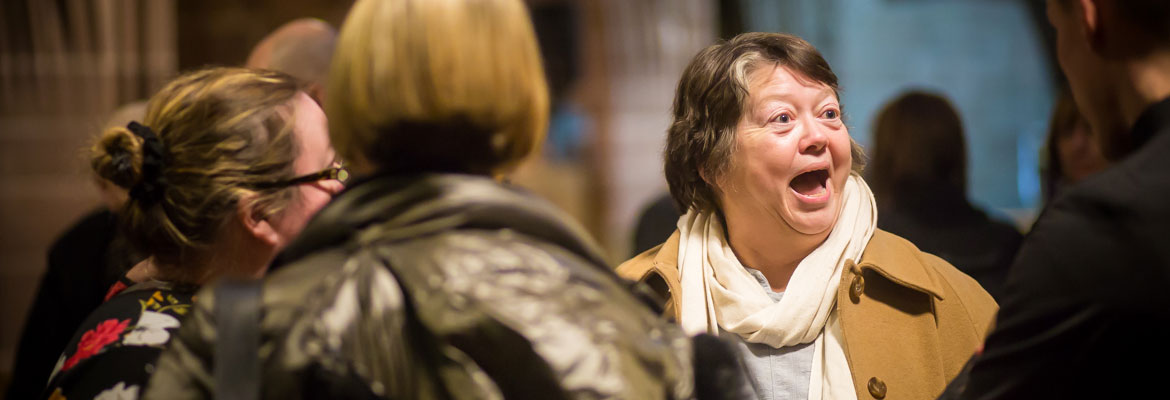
left=786, top=198, right=842, bottom=236
left=783, top=189, right=839, bottom=234
left=784, top=211, right=837, bottom=235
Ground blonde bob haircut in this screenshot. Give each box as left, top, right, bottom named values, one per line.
left=327, top=0, right=549, bottom=176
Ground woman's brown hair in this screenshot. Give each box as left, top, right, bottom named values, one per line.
left=91, top=67, right=303, bottom=276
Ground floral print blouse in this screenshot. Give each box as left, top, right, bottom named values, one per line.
left=43, top=279, right=196, bottom=400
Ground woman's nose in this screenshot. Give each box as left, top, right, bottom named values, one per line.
left=800, top=123, right=828, bottom=154
left=324, top=179, right=345, bottom=196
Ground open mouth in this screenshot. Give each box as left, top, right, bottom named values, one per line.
left=790, top=168, right=830, bottom=199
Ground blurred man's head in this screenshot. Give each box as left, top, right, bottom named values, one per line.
left=1046, top=0, right=1170, bottom=160
left=247, top=18, right=338, bottom=104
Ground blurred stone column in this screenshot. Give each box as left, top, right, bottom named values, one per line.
left=595, top=0, right=716, bottom=260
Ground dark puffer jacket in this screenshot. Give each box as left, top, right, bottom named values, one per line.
left=143, top=173, right=707, bottom=399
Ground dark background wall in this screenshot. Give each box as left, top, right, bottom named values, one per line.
left=176, top=0, right=353, bottom=69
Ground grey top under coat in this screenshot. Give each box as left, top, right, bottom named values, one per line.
left=721, top=267, right=815, bottom=400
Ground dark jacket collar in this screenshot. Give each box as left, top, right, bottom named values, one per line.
left=270, top=172, right=609, bottom=272
left=1131, top=95, right=1170, bottom=149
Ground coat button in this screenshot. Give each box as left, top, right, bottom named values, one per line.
left=868, top=377, right=887, bottom=399
left=850, top=274, right=865, bottom=303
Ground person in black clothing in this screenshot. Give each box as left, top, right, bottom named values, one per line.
left=5, top=101, right=146, bottom=400
left=868, top=91, right=1022, bottom=302
left=950, top=0, right=1170, bottom=397
left=5, top=209, right=136, bottom=400
left=632, top=192, right=681, bottom=256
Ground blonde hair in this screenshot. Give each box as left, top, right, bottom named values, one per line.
left=91, top=67, right=303, bottom=272
left=326, top=0, right=549, bottom=175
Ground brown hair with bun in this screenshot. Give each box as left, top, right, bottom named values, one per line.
left=90, top=67, right=303, bottom=279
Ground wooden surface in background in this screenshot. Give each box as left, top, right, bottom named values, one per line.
left=176, top=0, right=352, bottom=69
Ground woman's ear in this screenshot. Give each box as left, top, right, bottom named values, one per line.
left=1076, top=0, right=1102, bottom=50
left=700, top=164, right=728, bottom=195
left=699, top=166, right=714, bottom=187
left=237, top=194, right=280, bottom=247
left=306, top=83, right=326, bottom=106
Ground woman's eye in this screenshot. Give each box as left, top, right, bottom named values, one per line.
left=773, top=113, right=792, bottom=123
left=823, top=109, right=839, bottom=119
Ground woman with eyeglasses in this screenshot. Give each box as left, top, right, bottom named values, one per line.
left=41, top=67, right=344, bottom=399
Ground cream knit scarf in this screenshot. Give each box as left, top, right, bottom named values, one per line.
left=676, top=173, right=876, bottom=400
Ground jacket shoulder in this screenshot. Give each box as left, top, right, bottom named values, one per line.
left=616, top=243, right=663, bottom=282
left=617, top=230, right=680, bottom=284
left=615, top=232, right=682, bottom=315
left=922, top=249, right=998, bottom=332
left=868, top=230, right=997, bottom=333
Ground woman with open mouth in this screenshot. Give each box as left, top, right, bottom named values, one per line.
left=618, top=32, right=998, bottom=400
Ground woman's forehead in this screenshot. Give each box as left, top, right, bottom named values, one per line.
left=748, top=64, right=833, bottom=93
left=747, top=65, right=835, bottom=103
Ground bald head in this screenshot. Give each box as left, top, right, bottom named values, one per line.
left=247, top=19, right=338, bottom=103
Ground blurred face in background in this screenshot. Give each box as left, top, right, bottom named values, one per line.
left=1056, top=116, right=1108, bottom=183
left=267, top=92, right=344, bottom=249
left=717, top=64, right=852, bottom=236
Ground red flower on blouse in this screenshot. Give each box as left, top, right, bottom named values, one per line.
left=62, top=318, right=130, bottom=371
left=104, top=280, right=129, bottom=302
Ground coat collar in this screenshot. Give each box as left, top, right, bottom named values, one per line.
left=651, top=230, right=681, bottom=271
left=857, top=230, right=946, bottom=300
left=649, top=229, right=946, bottom=300
left=270, top=173, right=609, bottom=273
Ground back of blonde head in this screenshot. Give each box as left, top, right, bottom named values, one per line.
left=327, top=0, right=549, bottom=175
left=91, top=67, right=303, bottom=276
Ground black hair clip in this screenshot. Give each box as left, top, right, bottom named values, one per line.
left=127, top=121, right=169, bottom=207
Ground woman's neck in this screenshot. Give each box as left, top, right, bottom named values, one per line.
left=129, top=238, right=274, bottom=285
left=126, top=256, right=214, bottom=285
left=723, top=210, right=829, bottom=293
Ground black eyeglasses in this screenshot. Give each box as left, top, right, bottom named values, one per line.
left=255, top=164, right=349, bottom=189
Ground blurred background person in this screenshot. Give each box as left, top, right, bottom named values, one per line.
left=245, top=18, right=338, bottom=104
left=5, top=101, right=147, bottom=400
left=954, top=0, right=1170, bottom=397
left=1041, top=88, right=1108, bottom=206
left=43, top=67, right=343, bottom=399
left=632, top=192, right=681, bottom=256
left=868, top=90, right=1023, bottom=302
left=144, top=0, right=709, bottom=398
left=619, top=32, right=996, bottom=400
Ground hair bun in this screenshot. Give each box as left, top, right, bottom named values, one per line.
left=92, top=126, right=145, bottom=189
